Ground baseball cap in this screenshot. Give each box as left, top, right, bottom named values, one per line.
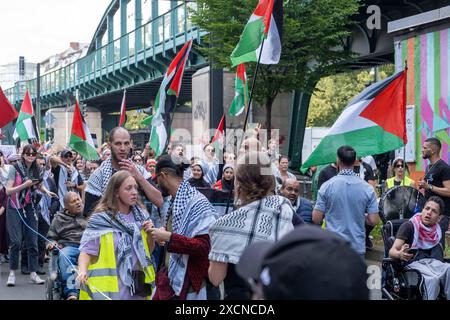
left=61, top=149, right=73, bottom=158
left=236, top=224, right=369, bottom=300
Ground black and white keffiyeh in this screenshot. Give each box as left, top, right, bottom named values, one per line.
left=86, top=157, right=150, bottom=197
left=80, top=205, right=153, bottom=295
left=166, top=180, right=218, bottom=296
left=209, top=195, right=294, bottom=265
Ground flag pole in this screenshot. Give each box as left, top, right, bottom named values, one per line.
left=239, top=38, right=266, bottom=150
left=400, top=61, right=408, bottom=219
left=402, top=61, right=408, bottom=188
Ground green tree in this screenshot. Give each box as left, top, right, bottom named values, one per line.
left=124, top=110, right=148, bottom=131
left=192, top=0, right=360, bottom=140
left=307, top=64, right=395, bottom=127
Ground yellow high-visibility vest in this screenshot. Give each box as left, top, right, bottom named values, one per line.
left=386, top=176, right=414, bottom=190
left=79, top=231, right=155, bottom=300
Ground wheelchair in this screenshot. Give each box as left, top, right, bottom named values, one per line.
left=45, top=248, right=64, bottom=300
left=379, top=186, right=448, bottom=300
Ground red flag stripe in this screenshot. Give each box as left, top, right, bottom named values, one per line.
left=212, top=115, right=225, bottom=143
left=236, top=64, right=247, bottom=85
left=253, top=0, right=275, bottom=35
left=71, top=100, right=87, bottom=141
left=0, top=86, right=18, bottom=128
left=119, top=90, right=126, bottom=126
left=168, top=40, right=193, bottom=97
left=21, top=90, right=34, bottom=115
left=359, top=70, right=407, bottom=144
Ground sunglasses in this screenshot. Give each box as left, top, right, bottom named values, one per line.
left=395, top=164, right=404, bottom=168
left=25, top=152, right=37, bottom=157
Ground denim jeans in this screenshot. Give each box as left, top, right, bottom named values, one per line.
left=6, top=204, right=39, bottom=273
left=58, top=245, right=80, bottom=298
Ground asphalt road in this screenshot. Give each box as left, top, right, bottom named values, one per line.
left=0, top=248, right=384, bottom=301
left=0, top=261, right=46, bottom=300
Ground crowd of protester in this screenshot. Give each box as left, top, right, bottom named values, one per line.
left=0, top=126, right=448, bottom=301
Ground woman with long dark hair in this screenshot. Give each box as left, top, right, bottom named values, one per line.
left=5, top=145, right=56, bottom=287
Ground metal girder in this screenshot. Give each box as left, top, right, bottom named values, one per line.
left=113, top=70, right=132, bottom=84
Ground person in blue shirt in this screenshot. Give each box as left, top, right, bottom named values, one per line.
left=312, top=146, right=379, bottom=259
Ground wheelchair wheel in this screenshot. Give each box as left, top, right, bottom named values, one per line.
left=45, top=278, right=53, bottom=300
left=45, top=277, right=62, bottom=300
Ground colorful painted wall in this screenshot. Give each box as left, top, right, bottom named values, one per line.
left=395, top=28, right=450, bottom=170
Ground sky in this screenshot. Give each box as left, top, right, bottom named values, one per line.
left=0, top=0, right=111, bottom=64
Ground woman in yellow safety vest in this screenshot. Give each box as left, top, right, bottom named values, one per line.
left=385, top=158, right=416, bottom=190
left=77, top=171, right=156, bottom=300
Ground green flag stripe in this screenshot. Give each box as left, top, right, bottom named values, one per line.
left=69, top=134, right=99, bottom=161
left=231, top=18, right=264, bottom=66
left=15, top=117, right=35, bottom=141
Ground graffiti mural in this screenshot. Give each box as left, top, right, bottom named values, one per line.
left=396, top=28, right=450, bottom=170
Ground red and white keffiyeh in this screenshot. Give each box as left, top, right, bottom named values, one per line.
left=410, top=213, right=441, bottom=250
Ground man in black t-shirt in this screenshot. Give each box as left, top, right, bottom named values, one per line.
left=317, top=163, right=338, bottom=191
left=389, top=197, right=450, bottom=300
left=419, top=137, right=450, bottom=230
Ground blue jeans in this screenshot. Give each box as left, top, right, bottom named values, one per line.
left=58, top=245, right=80, bottom=298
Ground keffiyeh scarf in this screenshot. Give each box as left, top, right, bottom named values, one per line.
left=209, top=195, right=295, bottom=265
left=167, top=180, right=217, bottom=296
left=410, top=213, right=442, bottom=250
left=80, top=205, right=153, bottom=295
left=86, top=157, right=150, bottom=196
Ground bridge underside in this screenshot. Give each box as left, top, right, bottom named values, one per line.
left=82, top=67, right=203, bottom=112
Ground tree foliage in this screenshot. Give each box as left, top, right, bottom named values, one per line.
left=124, top=110, right=148, bottom=131
left=307, top=64, right=395, bottom=127
left=192, top=0, right=360, bottom=136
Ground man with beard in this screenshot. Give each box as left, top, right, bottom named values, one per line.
left=83, top=127, right=163, bottom=216
left=419, top=137, right=450, bottom=230
left=149, top=154, right=218, bottom=300
left=280, top=178, right=312, bottom=224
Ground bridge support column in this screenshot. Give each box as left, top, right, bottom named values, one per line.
left=288, top=90, right=312, bottom=170
left=209, top=68, right=223, bottom=135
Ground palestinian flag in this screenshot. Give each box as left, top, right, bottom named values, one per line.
left=229, top=64, right=249, bottom=116
left=230, top=0, right=283, bottom=67
left=301, top=70, right=407, bottom=172
left=145, top=39, right=193, bottom=156
left=13, top=90, right=38, bottom=141
left=211, top=115, right=225, bottom=151
left=0, top=86, right=18, bottom=128
left=119, top=89, right=126, bottom=127
left=69, top=100, right=99, bottom=161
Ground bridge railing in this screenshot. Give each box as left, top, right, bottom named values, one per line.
left=4, top=2, right=200, bottom=105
